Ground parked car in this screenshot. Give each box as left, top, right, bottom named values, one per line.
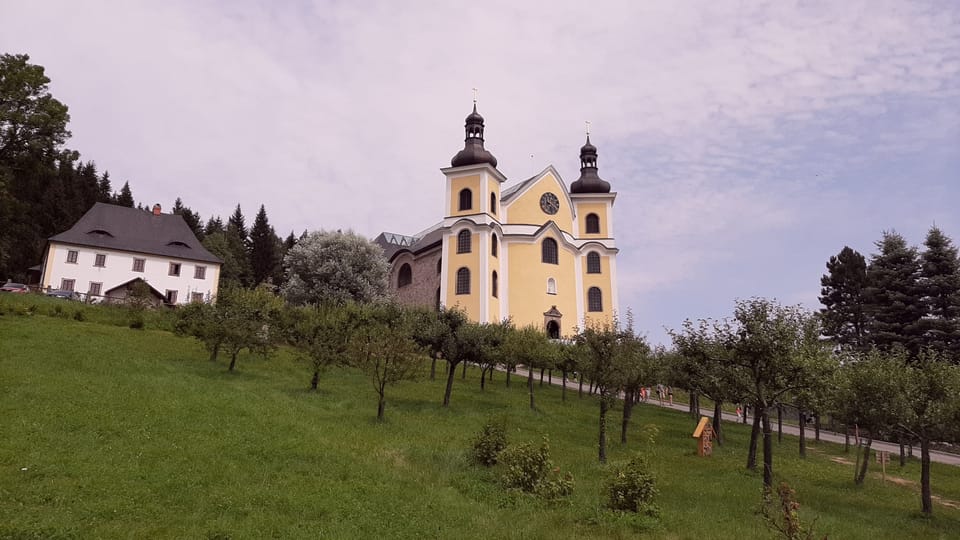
left=0, top=282, right=29, bottom=293
left=46, top=289, right=80, bottom=300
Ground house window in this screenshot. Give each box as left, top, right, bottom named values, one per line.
left=490, top=192, right=497, bottom=214
left=88, top=282, right=102, bottom=296
left=587, top=252, right=601, bottom=274
left=61, top=278, right=75, bottom=291
left=66, top=250, right=78, bottom=264
left=169, top=262, right=181, bottom=276
left=132, top=258, right=145, bottom=272
left=456, top=267, right=470, bottom=295
left=542, top=238, right=558, bottom=264
left=547, top=278, right=557, bottom=295
left=398, top=263, right=412, bottom=287
left=94, top=254, right=106, bottom=267
left=191, top=292, right=205, bottom=303
left=458, top=188, right=472, bottom=211
left=491, top=233, right=498, bottom=257
left=586, top=213, right=600, bottom=234
left=457, top=230, right=471, bottom=254
left=165, top=290, right=178, bottom=305
left=588, top=287, right=603, bottom=312
left=194, top=265, right=206, bottom=280
left=492, top=271, right=498, bottom=298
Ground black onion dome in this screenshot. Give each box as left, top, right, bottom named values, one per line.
left=451, top=104, right=498, bottom=168
left=570, top=135, right=611, bottom=194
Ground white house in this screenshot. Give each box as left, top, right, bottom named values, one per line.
left=39, top=202, right=222, bottom=305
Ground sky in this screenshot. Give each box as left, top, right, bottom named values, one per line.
left=2, top=0, right=958, bottom=344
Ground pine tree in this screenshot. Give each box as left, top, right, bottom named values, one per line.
left=227, top=204, right=248, bottom=245
left=863, top=231, right=925, bottom=357
left=919, top=227, right=960, bottom=357
left=204, top=216, right=225, bottom=236
left=249, top=204, right=280, bottom=286
left=115, top=181, right=134, bottom=207
left=225, top=204, right=252, bottom=286
left=96, top=169, right=112, bottom=203
left=171, top=197, right=204, bottom=240
left=819, top=246, right=869, bottom=351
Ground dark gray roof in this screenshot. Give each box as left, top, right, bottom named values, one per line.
left=49, top=203, right=222, bottom=264
left=501, top=173, right=538, bottom=202
left=374, top=226, right=445, bottom=262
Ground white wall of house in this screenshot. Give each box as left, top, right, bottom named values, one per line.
left=40, top=243, right=221, bottom=304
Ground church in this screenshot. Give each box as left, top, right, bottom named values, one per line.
left=375, top=104, right=619, bottom=338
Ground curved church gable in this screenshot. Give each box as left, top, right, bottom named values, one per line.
left=501, top=167, right=576, bottom=233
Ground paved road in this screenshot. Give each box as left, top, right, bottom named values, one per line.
left=508, top=367, right=960, bottom=466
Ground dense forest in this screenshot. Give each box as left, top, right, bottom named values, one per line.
left=0, top=53, right=293, bottom=286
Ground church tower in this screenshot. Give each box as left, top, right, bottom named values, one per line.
left=570, top=134, right=619, bottom=320
left=439, top=102, right=506, bottom=322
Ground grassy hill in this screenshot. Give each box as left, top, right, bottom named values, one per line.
left=2, top=300, right=960, bottom=538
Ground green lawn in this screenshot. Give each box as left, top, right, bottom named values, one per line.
left=2, top=304, right=960, bottom=539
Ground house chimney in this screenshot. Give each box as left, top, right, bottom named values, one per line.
left=152, top=204, right=162, bottom=216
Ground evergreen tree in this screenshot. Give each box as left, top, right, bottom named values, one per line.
left=284, top=231, right=296, bottom=251
left=819, top=246, right=869, bottom=351
left=249, top=204, right=280, bottom=286
left=863, top=231, right=925, bottom=357
left=227, top=204, right=248, bottom=245
left=115, top=181, right=134, bottom=207
left=204, top=216, right=225, bottom=236
left=919, top=227, right=960, bottom=357
left=96, top=169, right=112, bottom=203
left=171, top=197, right=204, bottom=240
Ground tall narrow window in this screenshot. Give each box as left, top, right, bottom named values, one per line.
left=456, top=267, right=471, bottom=295
left=491, top=233, right=498, bottom=257
left=586, top=213, right=600, bottom=234
left=169, top=262, right=181, bottom=276
left=88, top=282, right=102, bottom=296
left=586, top=252, right=601, bottom=274
left=60, top=279, right=75, bottom=291
left=165, top=290, right=178, bottom=305
left=66, top=250, right=78, bottom=264
left=547, top=278, right=557, bottom=295
left=458, top=188, right=473, bottom=211
left=457, top=230, right=471, bottom=253
left=94, top=254, right=106, bottom=267
left=490, top=193, right=497, bottom=214
left=398, top=263, right=412, bottom=287
left=132, top=258, right=145, bottom=272
left=542, top=238, right=558, bottom=264
left=194, top=266, right=206, bottom=280
left=492, top=271, right=498, bottom=298
left=588, top=287, right=603, bottom=312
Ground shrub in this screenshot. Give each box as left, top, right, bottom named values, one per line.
left=129, top=314, right=146, bottom=329
left=760, top=481, right=823, bottom=540
left=73, top=309, right=85, bottom=322
left=498, top=437, right=573, bottom=500
left=606, top=454, right=659, bottom=515
left=471, top=420, right=507, bottom=466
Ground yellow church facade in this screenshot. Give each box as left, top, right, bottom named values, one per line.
left=375, top=105, right=618, bottom=338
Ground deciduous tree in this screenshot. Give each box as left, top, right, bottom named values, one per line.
left=281, top=230, right=389, bottom=306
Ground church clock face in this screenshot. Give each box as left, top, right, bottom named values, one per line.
left=540, top=192, right=560, bottom=215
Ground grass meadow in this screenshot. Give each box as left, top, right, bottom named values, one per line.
left=2, top=296, right=960, bottom=539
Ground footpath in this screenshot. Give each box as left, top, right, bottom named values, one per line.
left=506, top=366, right=960, bottom=467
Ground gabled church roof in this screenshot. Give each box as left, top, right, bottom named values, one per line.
left=49, top=202, right=222, bottom=264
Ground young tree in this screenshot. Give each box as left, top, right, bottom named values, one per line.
left=216, top=286, right=284, bottom=371
left=412, top=307, right=470, bottom=407
left=819, top=246, right=869, bottom=351
left=863, top=231, right=924, bottom=356
left=501, top=325, right=555, bottom=410
left=282, top=230, right=389, bottom=306
left=919, top=227, right=960, bottom=356
left=349, top=303, right=425, bottom=420
left=729, top=298, right=836, bottom=487
left=618, top=329, right=655, bottom=444
left=249, top=204, right=281, bottom=286
left=287, top=304, right=359, bottom=391
left=575, top=318, right=629, bottom=463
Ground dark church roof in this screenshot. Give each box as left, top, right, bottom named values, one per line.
left=570, top=136, right=611, bottom=194
left=450, top=104, right=498, bottom=168
left=49, top=203, right=222, bottom=264
left=374, top=227, right=445, bottom=262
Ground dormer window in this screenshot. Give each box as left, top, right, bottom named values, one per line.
left=87, top=229, right=114, bottom=237
left=166, top=241, right=191, bottom=248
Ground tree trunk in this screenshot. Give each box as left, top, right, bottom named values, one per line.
left=228, top=351, right=238, bottom=372
left=506, top=368, right=511, bottom=388
left=461, top=361, right=467, bottom=379
left=900, top=438, right=906, bottom=467
left=777, top=405, right=783, bottom=443
left=689, top=391, right=699, bottom=420
left=589, top=380, right=595, bottom=395
left=310, top=369, right=319, bottom=391
left=599, top=398, right=609, bottom=463
left=747, top=406, right=762, bottom=470
left=442, top=361, right=457, bottom=407
left=561, top=370, right=568, bottom=402
left=539, top=367, right=545, bottom=386
left=712, top=400, right=723, bottom=446
left=814, top=414, right=821, bottom=442
left=480, top=368, right=487, bottom=390
left=742, top=404, right=749, bottom=424
left=621, top=390, right=634, bottom=444
left=855, top=438, right=872, bottom=485
left=920, top=437, right=932, bottom=514
left=528, top=368, right=535, bottom=410
left=578, top=377, right=583, bottom=398
left=548, top=369, right=553, bottom=385
left=430, top=356, right=437, bottom=380
left=209, top=341, right=220, bottom=362
left=377, top=391, right=386, bottom=421
left=798, top=411, right=806, bottom=459
left=762, top=409, right=773, bottom=488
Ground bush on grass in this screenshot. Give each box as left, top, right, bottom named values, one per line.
left=606, top=454, right=659, bottom=516
left=471, top=419, right=508, bottom=466
left=498, top=437, right=574, bottom=500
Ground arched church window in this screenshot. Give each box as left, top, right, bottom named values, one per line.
left=586, top=252, right=601, bottom=274
left=542, top=238, right=558, bottom=264
left=492, top=271, right=498, bottom=298
left=586, top=213, right=600, bottom=234
left=398, top=263, right=412, bottom=287
left=459, top=188, right=472, bottom=211
left=490, top=192, right=497, bottom=214
left=491, top=233, right=498, bottom=257
left=456, top=267, right=471, bottom=295
left=457, top=230, right=472, bottom=254
left=588, top=287, right=603, bottom=312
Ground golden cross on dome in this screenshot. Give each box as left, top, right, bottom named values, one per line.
left=585, top=120, right=591, bottom=137
left=472, top=87, right=478, bottom=104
